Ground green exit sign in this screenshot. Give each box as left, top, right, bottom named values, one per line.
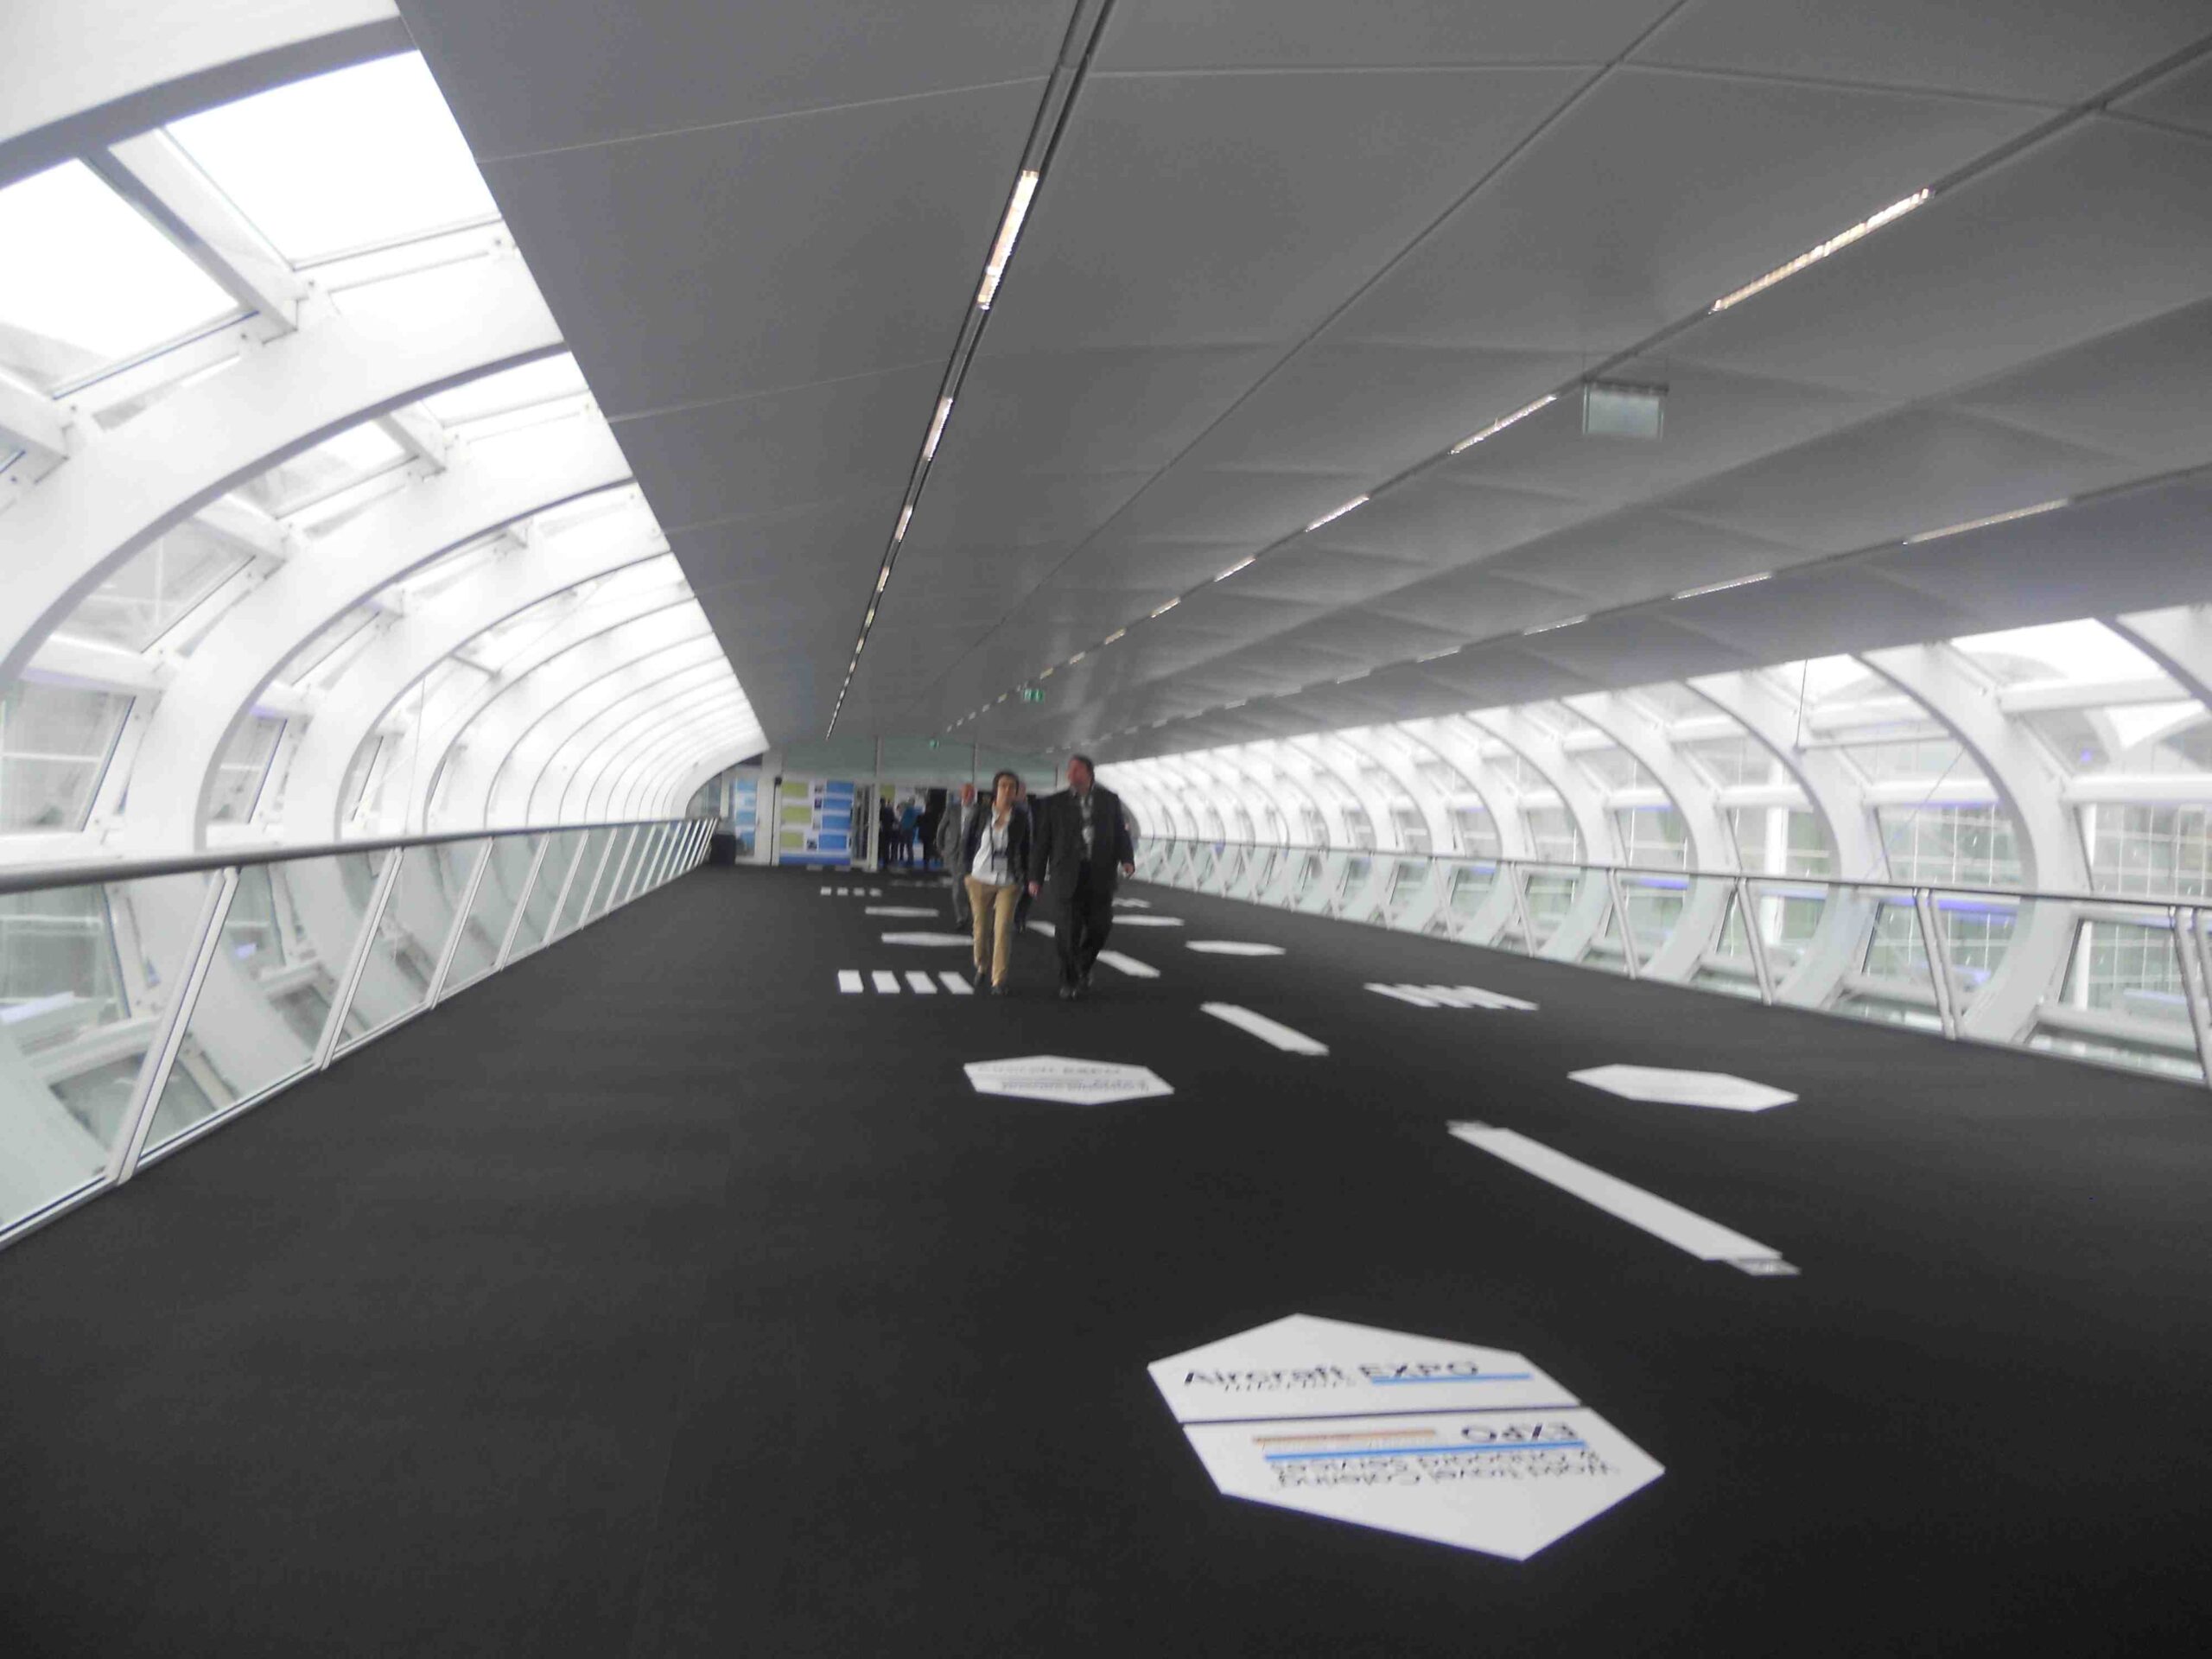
left=1019, top=687, right=1046, bottom=704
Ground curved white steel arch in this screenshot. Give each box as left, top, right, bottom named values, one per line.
left=439, top=617, right=721, bottom=827
left=559, top=682, right=751, bottom=822
left=527, top=660, right=737, bottom=823
left=1859, top=642, right=2088, bottom=1041
left=496, top=640, right=729, bottom=823
left=594, top=702, right=759, bottom=821
left=276, top=521, right=669, bottom=840
left=613, top=706, right=764, bottom=820
left=1463, top=709, right=1615, bottom=962
left=119, top=417, right=629, bottom=845
left=646, top=726, right=763, bottom=817
left=0, top=258, right=561, bottom=690
left=408, top=577, right=701, bottom=828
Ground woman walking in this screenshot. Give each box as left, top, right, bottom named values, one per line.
left=962, top=770, right=1031, bottom=995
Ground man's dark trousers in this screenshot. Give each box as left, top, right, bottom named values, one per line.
left=1052, top=861, right=1114, bottom=985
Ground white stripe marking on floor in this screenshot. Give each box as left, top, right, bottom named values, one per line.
left=1185, top=941, right=1284, bottom=956
left=1201, top=1002, right=1328, bottom=1055
left=938, top=970, right=974, bottom=995
left=880, top=932, right=971, bottom=947
left=1452, top=984, right=1539, bottom=1011
left=867, top=906, right=939, bottom=917
left=820, top=886, right=832, bottom=896
left=1095, top=950, right=1157, bottom=979
left=1448, top=1123, right=1783, bottom=1263
left=1112, top=915, right=1183, bottom=926
left=1027, top=920, right=1056, bottom=938
left=870, top=887, right=884, bottom=896
left=870, top=970, right=900, bottom=994
left=837, top=969, right=863, bottom=994
left=1367, top=982, right=1442, bottom=1007
left=905, top=970, right=937, bottom=994
left=1114, top=897, right=1151, bottom=908
left=837, top=887, right=850, bottom=895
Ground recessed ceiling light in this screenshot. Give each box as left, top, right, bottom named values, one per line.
left=876, top=567, right=891, bottom=594
left=975, top=169, right=1040, bottom=310
left=1103, top=628, right=1126, bottom=645
left=1902, top=499, right=2068, bottom=544
left=1067, top=651, right=1086, bottom=664
left=1150, top=598, right=1179, bottom=618
left=1216, top=556, right=1255, bottom=582
left=1672, top=572, right=1771, bottom=600
left=1710, top=189, right=1929, bottom=315
left=1305, top=494, right=1369, bottom=532
left=1450, top=394, right=1556, bottom=455
left=895, top=504, right=912, bottom=540
left=923, top=396, right=952, bottom=461
left=1522, top=614, right=1587, bottom=635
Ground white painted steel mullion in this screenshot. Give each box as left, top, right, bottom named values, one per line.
left=109, top=866, right=238, bottom=1185
left=493, top=836, right=551, bottom=971
left=315, top=849, right=404, bottom=1071
left=426, top=840, right=493, bottom=1007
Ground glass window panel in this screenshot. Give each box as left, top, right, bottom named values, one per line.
left=165, top=54, right=499, bottom=265
left=232, top=421, right=406, bottom=519
left=596, top=828, right=646, bottom=912
left=446, top=836, right=537, bottom=993
left=53, top=520, right=251, bottom=650
left=2082, top=804, right=2212, bottom=899
left=143, top=858, right=346, bottom=1150
left=1877, top=804, right=2024, bottom=887
left=511, top=831, right=584, bottom=957
left=549, top=828, right=615, bottom=942
left=207, top=715, right=285, bottom=824
left=423, top=353, right=589, bottom=430
left=335, top=843, right=454, bottom=1048
left=0, top=161, right=238, bottom=393
left=0, top=680, right=132, bottom=832
left=0, top=871, right=211, bottom=1230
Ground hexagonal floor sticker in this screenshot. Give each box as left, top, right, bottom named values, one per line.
left=964, top=1054, right=1173, bottom=1106
left=1150, top=1314, right=1660, bottom=1560
left=1569, top=1065, right=1795, bottom=1111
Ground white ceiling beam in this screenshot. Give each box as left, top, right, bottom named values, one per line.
left=1998, top=674, right=2184, bottom=714
left=0, top=374, right=69, bottom=465
left=195, top=495, right=292, bottom=561
left=88, top=132, right=305, bottom=329
left=378, top=405, right=452, bottom=471
left=23, top=632, right=174, bottom=695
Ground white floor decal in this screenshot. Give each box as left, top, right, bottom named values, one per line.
left=1027, top=920, right=1056, bottom=938
left=866, top=906, right=941, bottom=917
left=1449, top=1122, right=1792, bottom=1269
left=870, top=970, right=899, bottom=994
left=1365, top=982, right=1537, bottom=1011
left=1114, top=897, right=1151, bottom=908
left=938, top=971, right=974, bottom=995
left=904, top=970, right=938, bottom=994
left=1093, top=950, right=1157, bottom=979
left=1150, top=1314, right=1660, bottom=1560
left=819, top=886, right=832, bottom=896
left=1185, top=941, right=1285, bottom=957
left=1569, top=1065, right=1795, bottom=1111
left=1112, top=915, right=1183, bottom=927
left=964, top=1055, right=1173, bottom=1106
left=880, top=932, right=972, bottom=948
left=1202, top=1003, right=1328, bottom=1055
left=837, top=969, right=863, bottom=994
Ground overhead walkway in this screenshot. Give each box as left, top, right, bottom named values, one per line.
left=3, top=861, right=2209, bottom=1655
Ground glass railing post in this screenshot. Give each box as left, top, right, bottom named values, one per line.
left=1605, top=868, right=1641, bottom=981
left=427, top=840, right=493, bottom=1007
left=493, top=837, right=550, bottom=972
left=1736, top=875, right=1777, bottom=1004
left=1505, top=860, right=1537, bottom=957
left=2170, top=905, right=2212, bottom=1089
left=1913, top=887, right=1961, bottom=1039
left=107, top=866, right=239, bottom=1185
left=315, top=852, right=404, bottom=1071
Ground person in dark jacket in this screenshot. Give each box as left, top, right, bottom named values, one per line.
left=1027, top=754, right=1135, bottom=998
left=939, top=781, right=980, bottom=925
left=963, top=771, right=1031, bottom=994
left=877, top=798, right=899, bottom=868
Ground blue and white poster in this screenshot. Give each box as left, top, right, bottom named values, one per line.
left=779, top=777, right=856, bottom=866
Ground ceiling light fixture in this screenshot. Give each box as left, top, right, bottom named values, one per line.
left=922, top=396, right=952, bottom=461
left=1103, top=628, right=1126, bottom=645
left=1522, top=614, right=1588, bottom=635
left=1150, top=599, right=1179, bottom=618
left=895, top=504, right=912, bottom=540
left=1306, top=494, right=1369, bottom=532
left=1709, top=188, right=1929, bottom=315
left=975, top=169, right=1040, bottom=310
left=1672, top=571, right=1771, bottom=600
left=1450, top=394, right=1556, bottom=455
left=1067, top=651, right=1086, bottom=664
left=1215, top=557, right=1255, bottom=582
left=876, top=568, right=891, bottom=594
left=1901, top=498, right=2069, bottom=544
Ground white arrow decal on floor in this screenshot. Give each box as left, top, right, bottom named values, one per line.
left=1202, top=1003, right=1328, bottom=1056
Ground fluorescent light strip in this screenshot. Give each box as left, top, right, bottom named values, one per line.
left=1522, top=614, right=1587, bottom=636
left=1305, top=494, right=1369, bottom=532
left=922, top=396, right=952, bottom=461
left=1672, top=571, right=1771, bottom=600
left=895, top=504, right=912, bottom=541
left=1067, top=651, right=1086, bottom=664
left=975, top=169, right=1040, bottom=310
left=1710, top=189, right=1929, bottom=315
left=1150, top=598, right=1179, bottom=618
left=1901, top=498, right=2068, bottom=545
left=1450, top=394, right=1555, bottom=455
left=1102, top=628, right=1126, bottom=645
left=1215, top=556, right=1255, bottom=582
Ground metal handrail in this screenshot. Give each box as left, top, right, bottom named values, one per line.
left=0, top=817, right=712, bottom=898
left=1134, top=836, right=2212, bottom=914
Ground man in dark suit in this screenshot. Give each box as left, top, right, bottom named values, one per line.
left=1027, top=753, right=1136, bottom=998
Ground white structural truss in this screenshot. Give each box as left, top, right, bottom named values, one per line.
left=1, top=15, right=766, bottom=874
left=1107, top=608, right=2212, bottom=1088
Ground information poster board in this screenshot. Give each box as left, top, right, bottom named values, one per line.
left=777, top=777, right=855, bottom=866
left=726, top=772, right=760, bottom=855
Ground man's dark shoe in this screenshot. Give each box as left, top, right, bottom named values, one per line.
left=1058, top=982, right=1077, bottom=1000
left=989, top=983, right=1008, bottom=997
left=973, top=963, right=988, bottom=989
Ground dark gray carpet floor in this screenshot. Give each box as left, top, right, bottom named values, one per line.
left=3, top=863, right=2209, bottom=1656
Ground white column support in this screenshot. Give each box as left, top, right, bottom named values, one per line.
left=88, top=132, right=305, bottom=328
left=1464, top=709, right=1614, bottom=961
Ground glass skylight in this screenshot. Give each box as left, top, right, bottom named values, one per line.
left=233, top=421, right=408, bottom=519
left=424, top=354, right=589, bottom=430
left=165, top=54, right=499, bottom=265
left=0, top=161, right=238, bottom=391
